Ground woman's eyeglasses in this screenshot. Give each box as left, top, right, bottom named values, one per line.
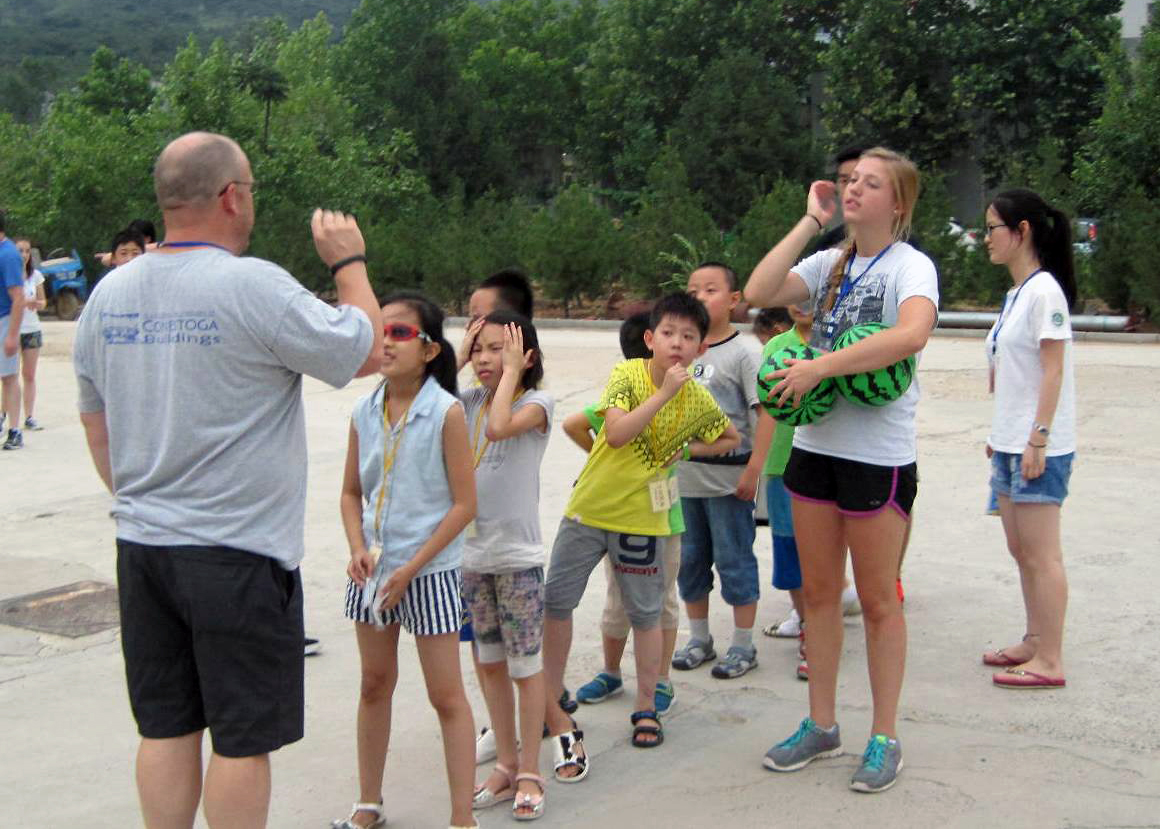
left=384, top=323, right=432, bottom=343
left=983, top=223, right=1009, bottom=237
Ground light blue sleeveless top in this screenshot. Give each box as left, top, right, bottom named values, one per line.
left=352, top=375, right=463, bottom=577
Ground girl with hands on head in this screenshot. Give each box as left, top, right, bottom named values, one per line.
left=981, top=188, right=1077, bottom=691
left=462, top=311, right=554, bottom=820
left=753, top=148, right=938, bottom=795
left=337, top=291, right=479, bottom=829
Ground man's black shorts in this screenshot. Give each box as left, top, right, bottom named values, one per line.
left=116, top=539, right=305, bottom=757
left=783, top=447, right=918, bottom=518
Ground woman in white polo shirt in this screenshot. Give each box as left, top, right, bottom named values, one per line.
left=981, top=188, right=1077, bottom=690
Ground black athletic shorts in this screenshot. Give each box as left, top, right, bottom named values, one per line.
left=783, top=447, right=918, bottom=518
left=116, top=539, right=305, bottom=757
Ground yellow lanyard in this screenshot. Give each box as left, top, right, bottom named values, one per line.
left=471, top=388, right=524, bottom=469
left=372, top=388, right=413, bottom=542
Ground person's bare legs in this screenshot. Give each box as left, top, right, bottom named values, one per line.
left=601, top=632, right=628, bottom=673
left=733, top=602, right=757, bottom=630
left=991, top=496, right=1039, bottom=664
left=136, top=732, right=202, bottom=829
left=1005, top=502, right=1067, bottom=678
left=512, top=671, right=547, bottom=814
left=660, top=626, right=677, bottom=681
left=793, top=499, right=848, bottom=729
left=203, top=754, right=271, bottom=829
left=475, top=660, right=518, bottom=797
left=20, top=347, right=37, bottom=420
left=788, top=588, right=805, bottom=620
left=1, top=374, right=20, bottom=428
left=347, top=622, right=400, bottom=827
left=415, top=632, right=476, bottom=828
left=847, top=511, right=908, bottom=738
left=542, top=615, right=575, bottom=736
left=627, top=623, right=662, bottom=744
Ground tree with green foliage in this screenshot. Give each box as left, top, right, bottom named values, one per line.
left=967, top=0, right=1121, bottom=187
left=621, top=146, right=721, bottom=296
left=731, top=179, right=815, bottom=286
left=1074, top=13, right=1160, bottom=315
left=668, top=51, right=819, bottom=227
left=75, top=47, right=155, bottom=118
left=523, top=185, right=624, bottom=317
left=820, top=0, right=974, bottom=172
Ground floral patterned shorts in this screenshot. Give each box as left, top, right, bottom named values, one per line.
left=461, top=566, right=544, bottom=678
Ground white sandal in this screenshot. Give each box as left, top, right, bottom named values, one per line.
left=512, top=773, right=546, bottom=821
left=473, top=762, right=516, bottom=809
left=551, top=728, right=589, bottom=783
left=331, top=801, right=386, bottom=829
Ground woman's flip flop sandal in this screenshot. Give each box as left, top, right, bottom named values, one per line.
left=552, top=728, right=589, bottom=783
left=630, top=710, right=664, bottom=748
left=993, top=669, right=1066, bottom=689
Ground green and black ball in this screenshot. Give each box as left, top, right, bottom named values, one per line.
left=756, top=342, right=836, bottom=426
left=833, top=322, right=915, bottom=406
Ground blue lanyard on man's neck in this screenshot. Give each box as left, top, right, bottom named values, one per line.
left=158, top=241, right=233, bottom=253
left=834, top=243, right=892, bottom=314
left=991, top=269, right=1044, bottom=356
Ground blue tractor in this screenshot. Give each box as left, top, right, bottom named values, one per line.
left=36, top=249, right=89, bottom=321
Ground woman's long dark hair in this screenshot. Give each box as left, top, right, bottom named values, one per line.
left=15, top=238, right=33, bottom=277
left=990, top=188, right=1077, bottom=309
left=481, top=310, right=544, bottom=391
left=381, top=290, right=458, bottom=395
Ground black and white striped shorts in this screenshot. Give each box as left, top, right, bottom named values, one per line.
left=344, top=568, right=463, bottom=636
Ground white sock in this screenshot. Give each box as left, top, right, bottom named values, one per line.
left=732, top=626, right=754, bottom=651
left=690, top=618, right=711, bottom=643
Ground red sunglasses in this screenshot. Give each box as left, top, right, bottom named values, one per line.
left=384, top=322, right=432, bottom=343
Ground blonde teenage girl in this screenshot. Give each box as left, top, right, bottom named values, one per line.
left=744, top=148, right=939, bottom=793
left=335, top=292, right=478, bottom=829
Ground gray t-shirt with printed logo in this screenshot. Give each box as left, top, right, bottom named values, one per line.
left=678, top=330, right=762, bottom=499
left=73, top=249, right=373, bottom=568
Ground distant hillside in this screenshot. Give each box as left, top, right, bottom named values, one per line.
left=0, top=0, right=360, bottom=119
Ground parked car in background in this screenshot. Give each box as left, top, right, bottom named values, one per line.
left=1073, top=218, right=1099, bottom=256
left=947, top=218, right=980, bottom=249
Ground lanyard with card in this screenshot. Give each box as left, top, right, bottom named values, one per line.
left=465, top=388, right=524, bottom=538
left=823, top=244, right=893, bottom=341
left=363, top=388, right=413, bottom=624
left=988, top=269, right=1043, bottom=393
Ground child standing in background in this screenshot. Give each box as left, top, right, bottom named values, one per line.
left=565, top=312, right=684, bottom=717
left=671, top=263, right=773, bottom=680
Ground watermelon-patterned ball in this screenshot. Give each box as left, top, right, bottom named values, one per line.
left=833, top=322, right=915, bottom=407
left=756, top=342, right=837, bottom=426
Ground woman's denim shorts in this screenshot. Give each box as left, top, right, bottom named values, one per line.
left=990, top=451, right=1074, bottom=506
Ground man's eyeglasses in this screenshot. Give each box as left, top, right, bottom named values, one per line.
left=218, top=180, right=258, bottom=197
left=983, top=223, right=1008, bottom=237
left=385, top=323, right=432, bottom=343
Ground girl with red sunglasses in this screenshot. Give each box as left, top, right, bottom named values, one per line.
left=335, top=291, right=479, bottom=829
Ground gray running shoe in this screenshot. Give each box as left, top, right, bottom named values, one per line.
left=711, top=645, right=758, bottom=679
left=849, top=734, right=903, bottom=793
left=763, top=717, right=842, bottom=772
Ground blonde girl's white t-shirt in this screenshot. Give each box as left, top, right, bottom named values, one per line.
left=985, top=273, right=1075, bottom=456
left=21, top=269, right=44, bottom=333
left=790, top=242, right=939, bottom=467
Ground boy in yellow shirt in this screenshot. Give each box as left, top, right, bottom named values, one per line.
left=543, top=293, right=739, bottom=779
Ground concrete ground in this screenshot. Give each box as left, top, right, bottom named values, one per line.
left=2, top=322, right=1158, bottom=828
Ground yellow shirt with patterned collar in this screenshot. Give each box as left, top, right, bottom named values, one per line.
left=566, top=358, right=729, bottom=536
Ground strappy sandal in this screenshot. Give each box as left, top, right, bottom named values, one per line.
left=331, top=801, right=386, bottom=829
left=473, top=762, right=516, bottom=809
left=630, top=710, right=664, bottom=748
left=512, top=773, right=546, bottom=821
left=552, top=728, right=589, bottom=783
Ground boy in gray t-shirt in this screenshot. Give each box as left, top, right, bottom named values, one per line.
left=671, top=263, right=773, bottom=680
